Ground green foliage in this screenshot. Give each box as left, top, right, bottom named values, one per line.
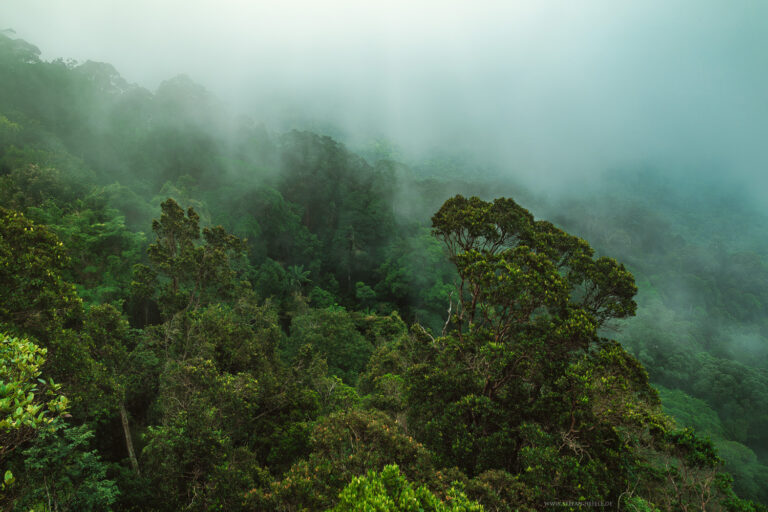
left=140, top=358, right=273, bottom=511
left=357, top=313, right=413, bottom=415
left=432, top=195, right=637, bottom=332
left=623, top=496, right=661, bottom=512
left=251, top=258, right=290, bottom=303
left=657, top=385, right=726, bottom=439
left=404, top=196, right=639, bottom=482
left=133, top=198, right=245, bottom=317
left=287, top=308, right=374, bottom=384
left=331, top=464, right=484, bottom=512
left=0, top=333, right=67, bottom=501
left=652, top=385, right=768, bottom=506
left=0, top=208, right=81, bottom=337
left=552, top=172, right=768, bottom=505
left=400, top=195, right=756, bottom=509
left=0, top=114, right=20, bottom=148
left=308, top=286, right=338, bottom=308
left=278, top=131, right=397, bottom=298
left=222, top=186, right=321, bottom=270
left=463, top=470, right=536, bottom=512
left=17, top=423, right=118, bottom=511
left=354, top=281, right=377, bottom=309
left=0, top=208, right=123, bottom=428
left=26, top=198, right=146, bottom=306
left=0, top=163, right=84, bottom=212
left=0, top=334, right=68, bottom=436
left=251, top=409, right=441, bottom=511
left=376, top=228, right=457, bottom=330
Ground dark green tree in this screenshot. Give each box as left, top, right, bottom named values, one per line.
left=132, top=198, right=245, bottom=318
left=17, top=423, right=119, bottom=511
left=286, top=308, right=373, bottom=385
left=403, top=196, right=749, bottom=509
left=0, top=208, right=81, bottom=338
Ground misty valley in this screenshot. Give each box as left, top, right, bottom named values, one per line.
left=1, top=17, right=768, bottom=512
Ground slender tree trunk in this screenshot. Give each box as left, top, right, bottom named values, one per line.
left=120, top=402, right=140, bottom=474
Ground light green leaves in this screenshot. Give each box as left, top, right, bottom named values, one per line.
left=332, top=464, right=484, bottom=512
left=0, top=333, right=68, bottom=493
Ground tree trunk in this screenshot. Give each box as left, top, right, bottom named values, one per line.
left=120, top=402, right=140, bottom=474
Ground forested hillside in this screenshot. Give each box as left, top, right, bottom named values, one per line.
left=0, top=31, right=766, bottom=511
left=542, top=174, right=768, bottom=503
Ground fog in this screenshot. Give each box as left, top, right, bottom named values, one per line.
left=2, top=1, right=768, bottom=194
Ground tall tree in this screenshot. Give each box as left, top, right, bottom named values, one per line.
left=403, top=196, right=746, bottom=509
left=132, top=198, right=245, bottom=319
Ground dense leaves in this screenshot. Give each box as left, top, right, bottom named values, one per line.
left=0, top=334, right=68, bottom=501
left=332, top=464, right=483, bottom=512
left=18, top=424, right=118, bottom=511
left=0, top=208, right=80, bottom=337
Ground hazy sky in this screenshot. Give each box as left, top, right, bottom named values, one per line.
left=2, top=1, right=767, bottom=192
